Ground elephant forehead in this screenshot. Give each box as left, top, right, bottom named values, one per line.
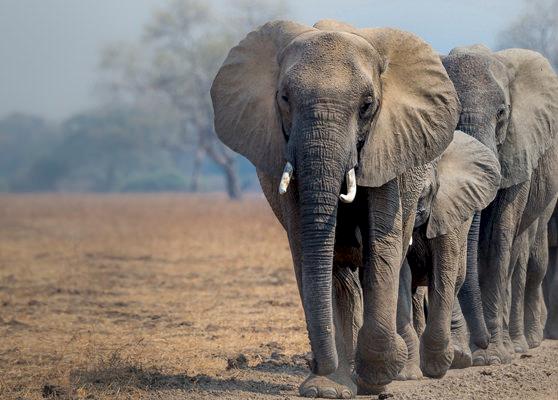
left=279, top=31, right=380, bottom=93
left=444, top=54, right=508, bottom=108
left=444, top=53, right=505, bottom=91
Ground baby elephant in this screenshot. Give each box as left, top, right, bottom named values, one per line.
left=397, top=131, right=501, bottom=379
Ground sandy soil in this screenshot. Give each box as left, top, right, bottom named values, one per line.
left=0, top=194, right=556, bottom=400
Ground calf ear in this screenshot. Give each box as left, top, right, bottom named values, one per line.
left=426, top=131, right=501, bottom=238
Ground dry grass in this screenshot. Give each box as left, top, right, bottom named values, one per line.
left=1, top=194, right=557, bottom=400
left=0, top=194, right=307, bottom=399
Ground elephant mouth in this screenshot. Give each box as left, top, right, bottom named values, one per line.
left=278, top=161, right=357, bottom=204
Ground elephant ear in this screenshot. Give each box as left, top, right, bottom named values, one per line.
left=314, top=21, right=460, bottom=187
left=210, top=21, right=314, bottom=176
left=494, top=49, right=558, bottom=188
left=359, top=28, right=461, bottom=187
left=426, top=131, right=501, bottom=238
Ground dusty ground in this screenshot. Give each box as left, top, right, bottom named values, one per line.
left=0, top=194, right=557, bottom=400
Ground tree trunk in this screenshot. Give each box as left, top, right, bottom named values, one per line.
left=205, top=142, right=242, bottom=200
left=190, top=147, right=204, bottom=192
left=222, top=160, right=242, bottom=200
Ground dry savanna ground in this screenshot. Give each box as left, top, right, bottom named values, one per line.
left=0, top=194, right=557, bottom=400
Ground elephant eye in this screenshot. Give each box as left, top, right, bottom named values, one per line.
left=276, top=91, right=290, bottom=108
left=359, top=96, right=375, bottom=118
left=496, top=104, right=508, bottom=120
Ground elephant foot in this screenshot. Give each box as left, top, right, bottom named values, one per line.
left=510, top=334, right=529, bottom=353
left=299, top=369, right=356, bottom=399
left=420, top=339, right=453, bottom=378
left=451, top=342, right=472, bottom=369
left=450, top=319, right=471, bottom=369
left=396, top=324, right=422, bottom=381
left=395, top=362, right=422, bottom=381
left=502, top=333, right=516, bottom=359
left=472, top=341, right=512, bottom=366
left=525, top=329, right=543, bottom=349
left=355, top=334, right=407, bottom=387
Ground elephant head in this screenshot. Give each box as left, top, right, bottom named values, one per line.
left=442, top=45, right=558, bottom=188
left=415, top=131, right=501, bottom=238
left=211, top=19, right=459, bottom=375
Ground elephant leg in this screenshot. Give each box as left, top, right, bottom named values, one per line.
left=420, top=228, right=464, bottom=378
left=395, top=260, right=422, bottom=381
left=450, top=234, right=471, bottom=369
left=544, top=245, right=558, bottom=338
left=474, top=183, right=529, bottom=366
left=300, top=254, right=362, bottom=399
left=412, top=287, right=427, bottom=338
left=450, top=301, right=472, bottom=369
left=509, top=231, right=531, bottom=353
left=355, top=181, right=407, bottom=393
left=502, top=270, right=522, bottom=354
left=524, top=221, right=550, bottom=348
left=540, top=294, right=548, bottom=337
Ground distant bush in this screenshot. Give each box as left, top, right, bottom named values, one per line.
left=0, top=108, right=259, bottom=194
left=119, top=172, right=188, bottom=192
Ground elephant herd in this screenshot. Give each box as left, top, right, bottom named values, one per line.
left=210, top=19, right=558, bottom=398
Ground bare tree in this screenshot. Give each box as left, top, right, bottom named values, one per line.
left=98, top=0, right=288, bottom=199
left=497, top=0, right=558, bottom=70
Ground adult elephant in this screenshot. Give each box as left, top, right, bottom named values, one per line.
left=508, top=197, right=557, bottom=353
left=544, top=205, right=558, bottom=339
left=211, top=19, right=459, bottom=398
left=442, top=45, right=558, bottom=366
left=397, top=131, right=500, bottom=380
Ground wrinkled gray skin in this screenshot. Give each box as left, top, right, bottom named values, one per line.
left=543, top=205, right=558, bottom=339
left=212, top=20, right=461, bottom=398
left=396, top=134, right=500, bottom=380
left=402, top=213, right=470, bottom=379
left=259, top=167, right=425, bottom=397
left=442, top=45, right=558, bottom=365
left=508, top=198, right=557, bottom=353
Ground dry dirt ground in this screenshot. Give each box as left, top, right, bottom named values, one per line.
left=0, top=194, right=557, bottom=400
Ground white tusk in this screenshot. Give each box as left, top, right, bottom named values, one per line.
left=278, top=162, right=294, bottom=195
left=409, top=236, right=413, bottom=246
left=339, top=168, right=356, bottom=203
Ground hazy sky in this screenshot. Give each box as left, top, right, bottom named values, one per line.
left=0, top=0, right=524, bottom=120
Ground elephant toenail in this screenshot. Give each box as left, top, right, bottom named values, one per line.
left=341, top=389, right=353, bottom=399
left=473, top=357, right=485, bottom=366
left=488, top=357, right=501, bottom=365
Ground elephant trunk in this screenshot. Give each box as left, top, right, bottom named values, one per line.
left=295, top=121, right=350, bottom=376
left=457, top=112, right=498, bottom=350
left=457, top=111, right=498, bottom=156
left=458, top=211, right=490, bottom=349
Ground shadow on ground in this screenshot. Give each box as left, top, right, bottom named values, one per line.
left=64, top=353, right=308, bottom=398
